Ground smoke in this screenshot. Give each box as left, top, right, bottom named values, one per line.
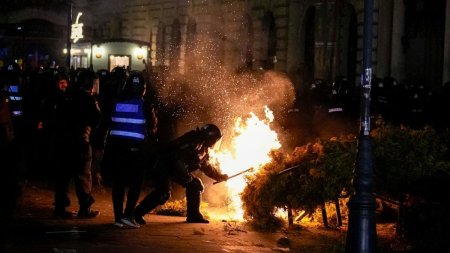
left=151, top=20, right=296, bottom=218
left=155, top=41, right=296, bottom=139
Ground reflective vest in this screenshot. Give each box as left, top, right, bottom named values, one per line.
left=109, top=98, right=146, bottom=141
left=7, top=84, right=23, bottom=117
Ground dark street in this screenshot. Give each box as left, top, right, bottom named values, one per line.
left=1, top=180, right=370, bottom=253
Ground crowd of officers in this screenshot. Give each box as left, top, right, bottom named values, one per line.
left=0, top=62, right=228, bottom=228
left=285, top=75, right=450, bottom=148
left=2, top=61, right=450, bottom=226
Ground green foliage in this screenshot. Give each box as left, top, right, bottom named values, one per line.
left=240, top=121, right=450, bottom=252
left=241, top=135, right=357, bottom=229
left=241, top=123, right=450, bottom=228
left=371, top=123, right=450, bottom=199
left=371, top=124, right=450, bottom=251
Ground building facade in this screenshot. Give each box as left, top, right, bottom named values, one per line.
left=1, top=0, right=450, bottom=91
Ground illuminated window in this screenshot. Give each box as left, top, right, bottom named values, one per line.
left=109, top=55, right=130, bottom=71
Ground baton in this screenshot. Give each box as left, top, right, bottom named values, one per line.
left=213, top=168, right=253, bottom=185
left=277, top=164, right=302, bottom=175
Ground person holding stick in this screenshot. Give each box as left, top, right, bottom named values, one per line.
left=134, top=124, right=228, bottom=224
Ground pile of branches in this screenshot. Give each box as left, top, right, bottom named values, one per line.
left=241, top=135, right=356, bottom=229
left=241, top=122, right=450, bottom=252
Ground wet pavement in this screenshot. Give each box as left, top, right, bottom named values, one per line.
left=2, top=181, right=352, bottom=253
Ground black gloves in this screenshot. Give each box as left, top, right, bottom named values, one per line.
left=218, top=174, right=229, bottom=182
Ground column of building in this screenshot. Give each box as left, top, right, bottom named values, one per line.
left=444, top=0, right=450, bottom=84
left=390, top=0, right=405, bottom=82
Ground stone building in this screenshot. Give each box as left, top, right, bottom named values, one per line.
left=1, top=0, right=450, bottom=91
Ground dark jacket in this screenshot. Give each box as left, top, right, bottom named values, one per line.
left=159, top=129, right=224, bottom=185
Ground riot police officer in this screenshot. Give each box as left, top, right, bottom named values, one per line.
left=52, top=69, right=102, bottom=218
left=134, top=124, right=229, bottom=224
left=110, top=66, right=128, bottom=99
left=0, top=74, right=21, bottom=220
left=405, top=83, right=428, bottom=129
left=1, top=62, right=23, bottom=119
left=371, top=76, right=389, bottom=120
left=383, top=76, right=405, bottom=125
left=102, top=71, right=157, bottom=228
left=314, top=77, right=358, bottom=139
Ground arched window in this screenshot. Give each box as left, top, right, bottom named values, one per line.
left=169, top=18, right=181, bottom=71
left=239, top=13, right=254, bottom=70
left=303, top=6, right=315, bottom=83
left=156, top=21, right=166, bottom=66
left=262, top=11, right=276, bottom=70
left=185, top=18, right=197, bottom=71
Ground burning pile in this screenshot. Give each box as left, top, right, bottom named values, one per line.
left=208, top=106, right=282, bottom=220
left=153, top=33, right=296, bottom=222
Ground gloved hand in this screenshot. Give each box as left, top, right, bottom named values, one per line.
left=218, top=174, right=229, bottom=182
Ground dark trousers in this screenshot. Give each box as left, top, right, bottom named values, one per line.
left=135, top=160, right=202, bottom=218
left=106, top=141, right=146, bottom=222
left=53, top=138, right=94, bottom=212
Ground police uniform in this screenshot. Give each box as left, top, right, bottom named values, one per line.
left=52, top=70, right=102, bottom=218
left=134, top=124, right=228, bottom=224
left=103, top=72, right=157, bottom=227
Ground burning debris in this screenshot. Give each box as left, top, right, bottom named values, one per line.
left=223, top=220, right=247, bottom=235
left=193, top=227, right=206, bottom=235
left=207, top=106, right=282, bottom=220
left=152, top=36, right=296, bottom=223
left=155, top=199, right=187, bottom=217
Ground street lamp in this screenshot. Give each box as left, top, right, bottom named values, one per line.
left=345, top=0, right=377, bottom=252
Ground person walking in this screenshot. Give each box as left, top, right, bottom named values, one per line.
left=103, top=71, right=157, bottom=228
left=46, top=69, right=102, bottom=218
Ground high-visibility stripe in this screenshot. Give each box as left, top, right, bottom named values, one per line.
left=116, top=103, right=139, bottom=113
left=111, top=117, right=146, bottom=124
left=328, top=108, right=343, bottom=113
left=9, top=96, right=22, bottom=101
left=110, top=130, right=145, bottom=139
left=12, top=110, right=23, bottom=116
left=9, top=85, right=19, bottom=92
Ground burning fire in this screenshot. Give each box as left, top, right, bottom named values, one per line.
left=209, top=106, right=281, bottom=220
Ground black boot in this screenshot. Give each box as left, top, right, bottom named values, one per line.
left=186, top=186, right=209, bottom=223
left=77, top=208, right=100, bottom=218
left=134, top=190, right=167, bottom=225
left=54, top=193, right=71, bottom=218
left=186, top=215, right=209, bottom=223
left=133, top=205, right=147, bottom=225
left=77, top=195, right=99, bottom=218
left=53, top=207, right=73, bottom=219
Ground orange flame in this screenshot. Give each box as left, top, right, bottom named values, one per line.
left=209, top=106, right=281, bottom=220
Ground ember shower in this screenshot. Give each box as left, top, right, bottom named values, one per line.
left=155, top=35, right=296, bottom=220
left=156, top=36, right=296, bottom=136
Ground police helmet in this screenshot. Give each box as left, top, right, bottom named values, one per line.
left=75, top=68, right=96, bottom=90
left=111, top=66, right=128, bottom=79
left=97, top=69, right=110, bottom=78
left=97, top=69, right=111, bottom=85
left=2, top=62, right=21, bottom=86
left=123, top=71, right=146, bottom=97
left=200, top=124, right=222, bottom=147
